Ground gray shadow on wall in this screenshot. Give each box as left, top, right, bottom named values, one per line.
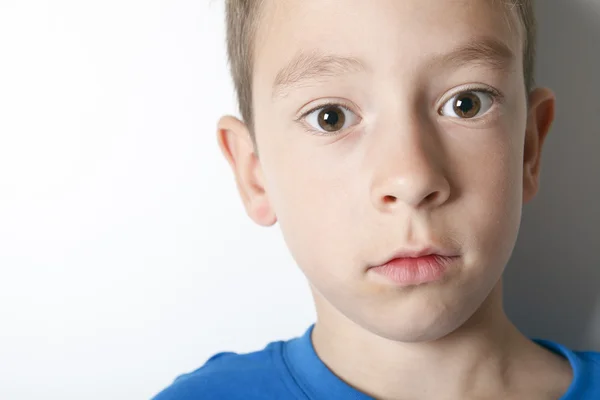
left=504, top=0, right=600, bottom=351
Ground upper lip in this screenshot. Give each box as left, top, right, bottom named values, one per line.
left=372, top=246, right=459, bottom=267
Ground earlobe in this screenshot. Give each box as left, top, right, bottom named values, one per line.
left=522, top=88, right=556, bottom=203
left=216, top=116, right=277, bottom=226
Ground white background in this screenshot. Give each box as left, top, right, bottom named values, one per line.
left=0, top=1, right=598, bottom=399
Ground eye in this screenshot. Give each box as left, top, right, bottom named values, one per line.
left=303, top=104, right=359, bottom=134
left=439, top=90, right=495, bottom=119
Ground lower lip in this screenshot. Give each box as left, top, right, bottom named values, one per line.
left=369, top=255, right=457, bottom=286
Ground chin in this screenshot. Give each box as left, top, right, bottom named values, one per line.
left=346, top=297, right=482, bottom=344
left=363, top=316, right=465, bottom=343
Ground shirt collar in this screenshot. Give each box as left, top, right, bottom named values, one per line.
left=283, top=324, right=373, bottom=399
left=284, top=324, right=589, bottom=400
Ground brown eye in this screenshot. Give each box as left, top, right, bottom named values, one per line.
left=453, top=92, right=481, bottom=118
left=304, top=104, right=358, bottom=134
left=317, top=106, right=345, bottom=132
left=440, top=90, right=494, bottom=119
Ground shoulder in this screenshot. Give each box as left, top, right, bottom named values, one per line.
left=576, top=349, right=600, bottom=375
left=536, top=339, right=600, bottom=397
left=579, top=349, right=600, bottom=364
left=570, top=349, right=600, bottom=396
left=152, top=341, right=299, bottom=400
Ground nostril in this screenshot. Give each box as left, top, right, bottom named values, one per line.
left=425, top=191, right=439, bottom=203
left=383, top=195, right=397, bottom=204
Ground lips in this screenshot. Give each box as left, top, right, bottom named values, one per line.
left=368, top=247, right=460, bottom=286
left=364, top=242, right=461, bottom=287
left=372, top=246, right=459, bottom=269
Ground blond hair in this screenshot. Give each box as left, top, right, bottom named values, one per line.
left=225, top=0, right=536, bottom=138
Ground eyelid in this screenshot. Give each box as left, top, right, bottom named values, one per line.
left=436, top=84, right=504, bottom=113
left=295, top=99, right=363, bottom=136
left=295, top=98, right=361, bottom=122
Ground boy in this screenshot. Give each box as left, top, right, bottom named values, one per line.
left=154, top=0, right=600, bottom=398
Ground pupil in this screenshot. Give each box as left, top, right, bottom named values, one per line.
left=457, top=97, right=473, bottom=113
left=323, top=110, right=339, bottom=126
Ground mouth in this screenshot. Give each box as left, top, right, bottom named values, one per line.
left=379, top=246, right=459, bottom=262
left=368, top=247, right=460, bottom=287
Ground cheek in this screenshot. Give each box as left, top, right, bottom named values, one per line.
left=254, top=108, right=346, bottom=274
left=456, top=128, right=524, bottom=261
left=260, top=147, right=360, bottom=275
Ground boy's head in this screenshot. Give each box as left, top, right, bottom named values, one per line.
left=217, top=0, right=555, bottom=342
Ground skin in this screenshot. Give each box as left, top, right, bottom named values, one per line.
left=217, top=0, right=572, bottom=398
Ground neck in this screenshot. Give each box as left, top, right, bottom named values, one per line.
left=310, top=282, right=550, bottom=400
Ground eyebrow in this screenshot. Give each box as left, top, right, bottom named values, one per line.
left=428, top=37, right=515, bottom=72
left=271, top=37, right=515, bottom=100
left=272, top=51, right=366, bottom=99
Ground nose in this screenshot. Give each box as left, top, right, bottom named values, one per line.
left=369, top=121, right=451, bottom=212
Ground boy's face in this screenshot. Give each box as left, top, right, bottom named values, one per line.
left=219, top=0, right=554, bottom=342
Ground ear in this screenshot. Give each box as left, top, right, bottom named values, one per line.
left=522, top=88, right=556, bottom=204
left=217, top=116, right=277, bottom=226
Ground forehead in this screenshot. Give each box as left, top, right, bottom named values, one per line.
left=253, top=0, right=523, bottom=94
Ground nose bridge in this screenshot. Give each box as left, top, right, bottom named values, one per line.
left=368, top=111, right=450, bottom=211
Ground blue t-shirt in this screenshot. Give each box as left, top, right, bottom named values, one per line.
left=153, top=324, right=600, bottom=399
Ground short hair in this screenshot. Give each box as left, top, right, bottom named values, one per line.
left=225, top=0, right=536, bottom=140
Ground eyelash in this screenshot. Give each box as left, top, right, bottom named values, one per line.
left=296, top=85, right=505, bottom=135
left=438, top=85, right=504, bottom=115
left=295, top=100, right=358, bottom=136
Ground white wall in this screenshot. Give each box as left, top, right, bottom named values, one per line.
left=0, top=1, right=597, bottom=399
left=0, top=2, right=315, bottom=399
